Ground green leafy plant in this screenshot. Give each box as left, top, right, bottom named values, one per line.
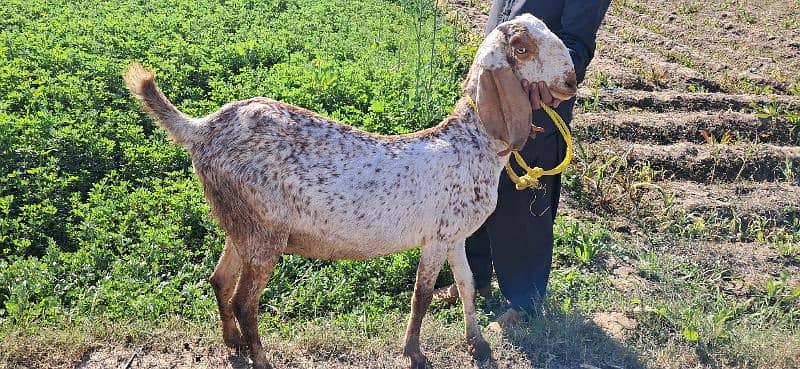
left=0, top=0, right=465, bottom=325
left=678, top=4, right=702, bottom=14
left=554, top=219, right=610, bottom=266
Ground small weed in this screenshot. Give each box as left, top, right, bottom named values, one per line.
left=762, top=271, right=800, bottom=309
left=699, top=128, right=733, bottom=183
left=578, top=88, right=602, bottom=112
left=646, top=67, right=670, bottom=88
left=752, top=100, right=782, bottom=120
left=682, top=324, right=700, bottom=342
left=590, top=71, right=614, bottom=89
left=777, top=242, right=799, bottom=261
left=565, top=143, right=670, bottom=219
left=737, top=9, right=757, bottom=24
left=688, top=84, right=708, bottom=93
left=779, top=159, right=796, bottom=182
left=554, top=219, right=611, bottom=267
left=782, top=16, right=798, bottom=30
left=700, top=129, right=733, bottom=145
left=466, top=0, right=490, bottom=14
left=617, top=0, right=648, bottom=13
left=678, top=3, right=702, bottom=15
left=722, top=75, right=778, bottom=95
left=617, top=29, right=640, bottom=44
left=789, top=83, right=800, bottom=97
left=659, top=48, right=697, bottom=69
left=752, top=100, right=800, bottom=137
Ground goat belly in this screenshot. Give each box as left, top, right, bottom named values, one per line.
left=284, top=227, right=421, bottom=260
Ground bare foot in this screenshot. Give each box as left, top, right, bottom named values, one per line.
left=486, top=308, right=520, bottom=333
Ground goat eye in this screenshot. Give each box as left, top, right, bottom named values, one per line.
left=515, top=47, right=527, bottom=54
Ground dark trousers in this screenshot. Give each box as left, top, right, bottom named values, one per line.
left=465, top=98, right=574, bottom=312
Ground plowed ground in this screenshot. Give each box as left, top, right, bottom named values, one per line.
left=567, top=0, right=800, bottom=286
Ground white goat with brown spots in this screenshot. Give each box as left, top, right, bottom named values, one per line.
left=124, top=14, right=576, bottom=369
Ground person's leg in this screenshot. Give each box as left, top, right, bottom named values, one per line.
left=465, top=224, right=493, bottom=290
left=484, top=98, right=574, bottom=313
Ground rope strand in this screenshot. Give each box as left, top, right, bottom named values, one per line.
left=504, top=104, right=572, bottom=190
left=466, top=96, right=572, bottom=190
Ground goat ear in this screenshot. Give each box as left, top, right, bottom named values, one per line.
left=476, top=67, right=532, bottom=154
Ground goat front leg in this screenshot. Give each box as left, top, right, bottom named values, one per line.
left=210, top=239, right=244, bottom=349
left=448, top=242, right=491, bottom=360
left=403, top=244, right=447, bottom=369
left=232, top=249, right=281, bottom=369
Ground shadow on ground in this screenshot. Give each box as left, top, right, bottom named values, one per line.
left=477, top=299, right=646, bottom=369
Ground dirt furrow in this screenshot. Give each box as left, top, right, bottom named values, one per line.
left=591, top=25, right=710, bottom=91
left=573, top=111, right=799, bottom=146
left=659, top=180, right=800, bottom=227
left=616, top=1, right=800, bottom=65
left=577, top=88, right=800, bottom=113
left=583, top=140, right=800, bottom=182
left=609, top=2, right=800, bottom=93
left=584, top=53, right=655, bottom=91
left=601, top=13, right=723, bottom=91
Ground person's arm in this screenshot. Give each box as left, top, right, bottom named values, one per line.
left=558, top=0, right=611, bottom=84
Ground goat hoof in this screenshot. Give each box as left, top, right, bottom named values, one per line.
left=251, top=362, right=272, bottom=369
left=406, top=352, right=430, bottom=369
left=469, top=338, right=492, bottom=361
left=223, top=335, right=247, bottom=350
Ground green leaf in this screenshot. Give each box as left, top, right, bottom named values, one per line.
left=370, top=100, right=386, bottom=113
left=682, top=326, right=699, bottom=342
left=790, top=286, right=800, bottom=299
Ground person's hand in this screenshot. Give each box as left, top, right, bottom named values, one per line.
left=521, top=79, right=561, bottom=110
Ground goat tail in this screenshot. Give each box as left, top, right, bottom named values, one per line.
left=124, top=63, right=203, bottom=146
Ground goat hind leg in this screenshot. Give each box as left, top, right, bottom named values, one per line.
left=403, top=245, right=447, bottom=369
left=448, top=243, right=491, bottom=360
left=232, top=251, right=280, bottom=369
left=210, top=239, right=245, bottom=349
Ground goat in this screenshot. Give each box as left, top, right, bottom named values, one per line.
left=124, top=14, right=577, bottom=369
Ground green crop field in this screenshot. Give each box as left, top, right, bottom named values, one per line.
left=1, top=0, right=799, bottom=368
left=0, top=0, right=470, bottom=323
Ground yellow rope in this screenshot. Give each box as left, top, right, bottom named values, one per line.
left=466, top=97, right=572, bottom=190
left=504, top=104, right=573, bottom=190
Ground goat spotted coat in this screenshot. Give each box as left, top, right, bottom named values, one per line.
left=125, top=14, right=577, bottom=369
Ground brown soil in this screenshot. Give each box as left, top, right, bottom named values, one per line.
left=74, top=344, right=246, bottom=369
left=662, top=181, right=800, bottom=225
left=574, top=111, right=800, bottom=146
left=595, top=3, right=800, bottom=93
left=675, top=241, right=800, bottom=292
left=584, top=139, right=800, bottom=182
left=590, top=312, right=638, bottom=341
left=569, top=0, right=800, bottom=330
left=577, top=88, right=800, bottom=112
